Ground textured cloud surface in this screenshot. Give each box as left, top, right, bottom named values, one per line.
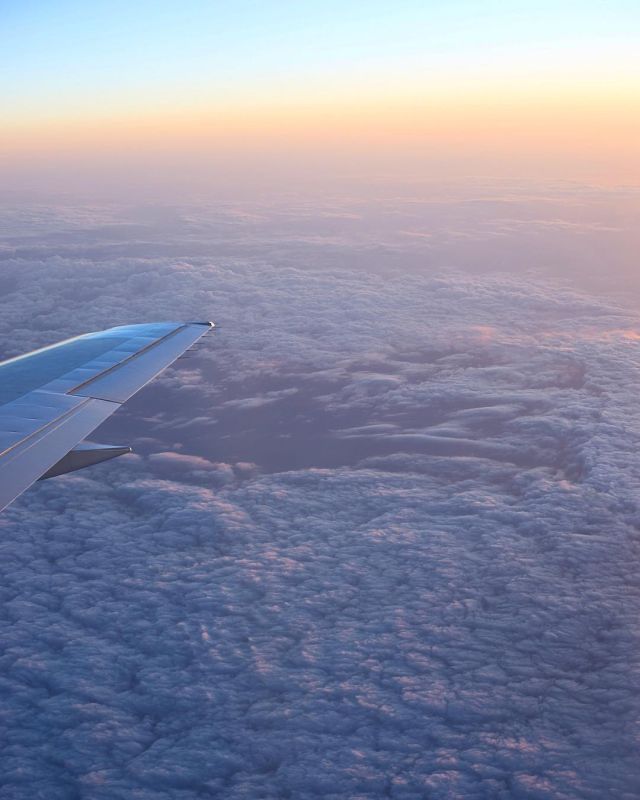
left=1, top=186, right=640, bottom=798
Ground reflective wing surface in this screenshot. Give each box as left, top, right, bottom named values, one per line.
left=0, top=322, right=214, bottom=512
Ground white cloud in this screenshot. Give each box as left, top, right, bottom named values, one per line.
left=0, top=188, right=640, bottom=797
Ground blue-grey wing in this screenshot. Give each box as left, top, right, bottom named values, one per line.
left=0, top=321, right=214, bottom=512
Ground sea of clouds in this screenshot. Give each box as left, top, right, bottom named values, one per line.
left=0, top=183, right=639, bottom=798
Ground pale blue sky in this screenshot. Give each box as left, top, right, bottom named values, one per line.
left=2, top=0, right=638, bottom=116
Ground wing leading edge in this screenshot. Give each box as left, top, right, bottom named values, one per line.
left=0, top=321, right=214, bottom=513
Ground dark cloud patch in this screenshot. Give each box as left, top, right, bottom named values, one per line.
left=0, top=186, right=640, bottom=797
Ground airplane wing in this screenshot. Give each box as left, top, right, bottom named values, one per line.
left=0, top=321, right=214, bottom=513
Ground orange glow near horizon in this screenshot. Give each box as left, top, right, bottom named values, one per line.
left=2, top=78, right=638, bottom=187
left=2, top=1, right=638, bottom=192
left=0, top=53, right=640, bottom=194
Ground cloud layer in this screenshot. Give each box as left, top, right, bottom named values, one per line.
left=0, top=186, right=640, bottom=798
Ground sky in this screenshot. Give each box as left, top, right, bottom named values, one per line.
left=1, top=0, right=639, bottom=193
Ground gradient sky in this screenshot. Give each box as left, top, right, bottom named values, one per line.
left=1, top=0, right=639, bottom=191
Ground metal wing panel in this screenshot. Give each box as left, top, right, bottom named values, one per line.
left=70, top=323, right=212, bottom=403
left=0, top=321, right=214, bottom=511
left=39, top=324, right=187, bottom=395
left=0, top=335, right=129, bottom=406
left=0, top=391, right=84, bottom=455
left=0, top=397, right=118, bottom=512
